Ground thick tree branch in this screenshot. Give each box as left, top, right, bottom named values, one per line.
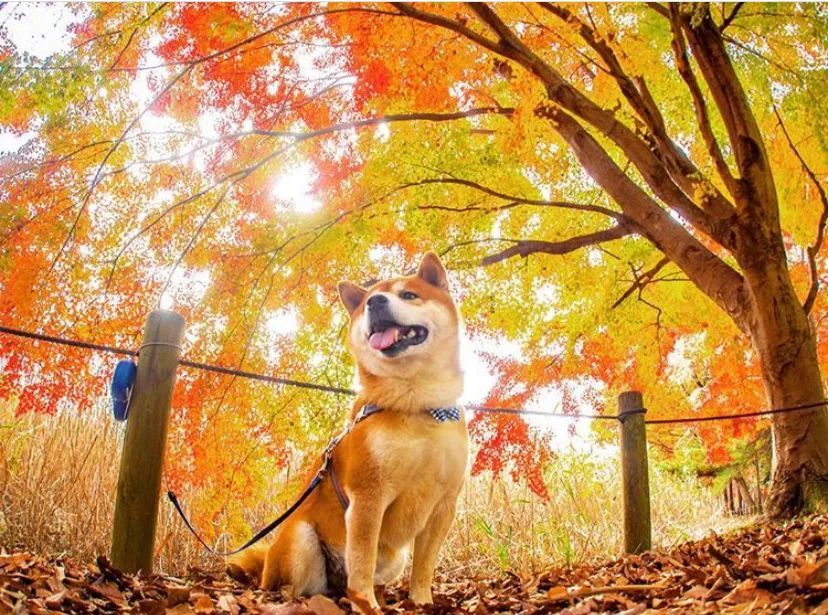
left=678, top=5, right=779, bottom=217
left=720, top=2, right=746, bottom=31
left=469, top=3, right=732, bottom=242
left=645, top=3, right=669, bottom=18
left=773, top=106, right=828, bottom=314
left=479, top=224, right=632, bottom=266
left=399, top=2, right=731, bottom=250
left=540, top=3, right=736, bottom=222
left=667, top=6, right=740, bottom=199
left=537, top=102, right=751, bottom=331
left=394, top=3, right=506, bottom=55
left=540, top=4, right=664, bottom=131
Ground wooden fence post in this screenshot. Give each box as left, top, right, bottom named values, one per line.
left=619, top=390, right=651, bottom=554
left=111, top=310, right=185, bottom=573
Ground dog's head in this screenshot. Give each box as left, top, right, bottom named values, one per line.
left=337, top=252, right=460, bottom=382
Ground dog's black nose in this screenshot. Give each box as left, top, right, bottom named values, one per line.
left=367, top=294, right=388, bottom=310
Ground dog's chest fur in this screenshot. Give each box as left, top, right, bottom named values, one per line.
left=367, top=416, right=467, bottom=487
left=343, top=412, right=468, bottom=548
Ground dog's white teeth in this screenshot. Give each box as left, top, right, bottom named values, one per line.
left=407, top=329, right=416, bottom=338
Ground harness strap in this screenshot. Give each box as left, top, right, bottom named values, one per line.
left=168, top=403, right=382, bottom=555
left=329, top=460, right=350, bottom=510
left=169, top=402, right=462, bottom=555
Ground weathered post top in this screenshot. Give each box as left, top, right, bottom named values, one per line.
left=618, top=390, right=644, bottom=417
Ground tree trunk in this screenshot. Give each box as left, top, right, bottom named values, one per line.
left=724, top=476, right=757, bottom=516
left=742, top=254, right=828, bottom=518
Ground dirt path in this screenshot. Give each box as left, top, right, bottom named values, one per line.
left=2, top=515, right=826, bottom=614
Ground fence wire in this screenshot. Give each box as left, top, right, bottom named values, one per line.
left=1, top=324, right=826, bottom=423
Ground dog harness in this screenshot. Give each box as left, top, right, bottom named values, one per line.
left=329, top=403, right=463, bottom=510
left=168, top=402, right=463, bottom=555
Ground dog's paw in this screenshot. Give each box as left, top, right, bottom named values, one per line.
left=345, top=587, right=381, bottom=614
left=409, top=588, right=433, bottom=605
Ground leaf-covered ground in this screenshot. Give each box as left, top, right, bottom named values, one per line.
left=2, top=515, right=826, bottom=614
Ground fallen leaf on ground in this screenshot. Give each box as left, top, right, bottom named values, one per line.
left=1, top=514, right=827, bottom=613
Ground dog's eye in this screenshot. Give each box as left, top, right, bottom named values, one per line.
left=400, top=291, right=419, bottom=300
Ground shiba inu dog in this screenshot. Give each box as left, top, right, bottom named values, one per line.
left=228, top=252, right=468, bottom=612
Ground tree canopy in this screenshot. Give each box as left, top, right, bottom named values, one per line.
left=1, top=3, right=827, bottom=525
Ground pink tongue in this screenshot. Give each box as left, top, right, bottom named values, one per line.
left=369, top=328, right=399, bottom=350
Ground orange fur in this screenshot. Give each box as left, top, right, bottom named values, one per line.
left=228, top=253, right=468, bottom=611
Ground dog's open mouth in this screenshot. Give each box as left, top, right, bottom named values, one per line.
left=368, top=321, right=429, bottom=355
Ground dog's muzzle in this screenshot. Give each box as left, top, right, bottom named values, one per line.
left=366, top=296, right=429, bottom=357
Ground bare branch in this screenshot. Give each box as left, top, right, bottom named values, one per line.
left=156, top=184, right=231, bottom=304
left=108, top=14, right=144, bottom=70
left=720, top=2, right=746, bottom=31
left=721, top=34, right=802, bottom=79
left=98, top=90, right=498, bottom=177
left=637, top=291, right=665, bottom=350
left=398, top=177, right=623, bottom=219
left=612, top=256, right=671, bottom=309
left=773, top=105, right=828, bottom=314
left=277, top=107, right=514, bottom=137
left=479, top=224, right=632, bottom=266
left=46, top=64, right=194, bottom=274
left=44, top=6, right=420, bottom=273
left=97, top=107, right=511, bottom=291
left=678, top=5, right=778, bottom=215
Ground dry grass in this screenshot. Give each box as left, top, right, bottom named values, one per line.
left=0, top=400, right=747, bottom=579
left=0, top=400, right=213, bottom=573
left=444, top=449, right=749, bottom=577
left=0, top=400, right=121, bottom=562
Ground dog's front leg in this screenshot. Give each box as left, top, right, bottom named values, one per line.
left=409, top=498, right=457, bottom=605
left=345, top=497, right=383, bottom=613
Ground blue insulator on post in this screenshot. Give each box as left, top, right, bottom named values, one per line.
left=111, top=360, right=137, bottom=421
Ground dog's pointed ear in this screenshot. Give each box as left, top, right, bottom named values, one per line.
left=417, top=252, right=448, bottom=289
left=338, top=281, right=367, bottom=314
